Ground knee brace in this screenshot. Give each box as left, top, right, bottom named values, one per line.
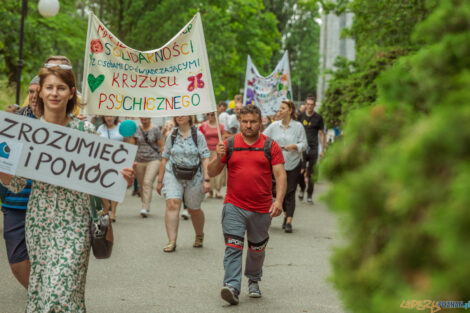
left=248, top=237, right=269, bottom=253
left=224, top=234, right=244, bottom=250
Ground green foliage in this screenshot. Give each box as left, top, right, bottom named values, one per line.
left=345, top=0, right=431, bottom=54
left=1, top=1, right=319, bottom=103
left=322, top=0, right=470, bottom=312
left=284, top=1, right=320, bottom=101
left=319, top=0, right=432, bottom=128
left=0, top=79, right=16, bottom=111
left=92, top=0, right=281, bottom=101
left=1, top=0, right=320, bottom=103
left=320, top=49, right=408, bottom=128
left=264, top=0, right=321, bottom=101
left=0, top=0, right=87, bottom=104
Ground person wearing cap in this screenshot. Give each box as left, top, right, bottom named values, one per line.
left=17, top=76, right=40, bottom=118
left=0, top=75, right=41, bottom=290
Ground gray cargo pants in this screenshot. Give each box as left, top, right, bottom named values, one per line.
left=222, top=202, right=271, bottom=292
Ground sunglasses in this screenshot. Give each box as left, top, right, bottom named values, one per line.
left=43, top=63, right=73, bottom=70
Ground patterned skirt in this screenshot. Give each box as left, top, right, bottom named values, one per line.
left=25, top=183, right=91, bottom=313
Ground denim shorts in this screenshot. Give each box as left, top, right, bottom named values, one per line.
left=2, top=207, right=29, bottom=264
left=162, top=169, right=205, bottom=209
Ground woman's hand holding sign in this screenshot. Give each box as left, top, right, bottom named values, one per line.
left=0, top=172, right=12, bottom=186
left=120, top=162, right=136, bottom=187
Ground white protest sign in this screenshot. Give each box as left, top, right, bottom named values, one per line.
left=0, top=112, right=137, bottom=202
left=243, top=52, right=293, bottom=116
left=82, top=12, right=217, bottom=117
left=0, top=138, right=23, bottom=175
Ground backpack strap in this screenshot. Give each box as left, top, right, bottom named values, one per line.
left=226, top=136, right=235, bottom=168
left=170, top=126, right=198, bottom=147
left=170, top=126, right=201, bottom=165
left=140, top=126, right=160, bottom=153
left=191, top=126, right=198, bottom=147
left=263, top=136, right=273, bottom=168
left=226, top=135, right=273, bottom=170
left=170, top=127, right=179, bottom=146
left=191, top=126, right=201, bottom=162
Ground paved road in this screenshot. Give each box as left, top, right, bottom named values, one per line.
left=0, top=182, right=345, bottom=313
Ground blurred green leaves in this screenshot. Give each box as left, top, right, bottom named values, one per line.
left=0, top=0, right=87, bottom=93
left=321, top=0, right=470, bottom=312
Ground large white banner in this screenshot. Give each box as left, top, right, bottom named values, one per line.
left=82, top=13, right=217, bottom=117
left=243, top=52, right=293, bottom=116
left=0, top=112, right=137, bottom=202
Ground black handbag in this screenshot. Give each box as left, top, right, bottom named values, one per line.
left=172, top=162, right=201, bottom=180
left=89, top=195, right=113, bottom=259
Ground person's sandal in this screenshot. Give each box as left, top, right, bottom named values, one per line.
left=163, top=241, right=176, bottom=252
left=193, top=234, right=204, bottom=248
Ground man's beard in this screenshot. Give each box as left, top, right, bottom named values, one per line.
left=241, top=128, right=259, bottom=139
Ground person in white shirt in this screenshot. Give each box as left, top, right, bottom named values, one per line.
left=227, top=102, right=243, bottom=134
left=97, top=116, right=124, bottom=221
left=218, top=101, right=230, bottom=131
left=263, top=100, right=307, bottom=233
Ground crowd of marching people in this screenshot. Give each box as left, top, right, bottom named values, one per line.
left=0, top=56, right=327, bottom=311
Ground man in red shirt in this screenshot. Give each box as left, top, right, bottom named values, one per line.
left=208, top=105, right=287, bottom=305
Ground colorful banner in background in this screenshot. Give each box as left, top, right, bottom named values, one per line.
left=243, top=52, right=293, bottom=116
left=82, top=13, right=217, bottom=117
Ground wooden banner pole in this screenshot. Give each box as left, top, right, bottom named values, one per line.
left=213, top=111, right=223, bottom=142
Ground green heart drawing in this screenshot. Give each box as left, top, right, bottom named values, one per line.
left=88, top=74, right=105, bottom=93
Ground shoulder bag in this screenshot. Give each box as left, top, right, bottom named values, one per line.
left=89, top=195, right=113, bottom=259
left=140, top=126, right=160, bottom=153
left=79, top=121, right=113, bottom=259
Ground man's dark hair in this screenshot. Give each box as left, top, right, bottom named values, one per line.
left=218, top=101, right=227, bottom=108
left=305, top=94, right=316, bottom=104
left=239, top=105, right=261, bottom=120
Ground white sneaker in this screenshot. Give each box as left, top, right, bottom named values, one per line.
left=140, top=209, right=149, bottom=218
left=181, top=209, right=190, bottom=220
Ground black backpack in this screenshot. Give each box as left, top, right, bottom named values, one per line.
left=226, top=135, right=274, bottom=169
